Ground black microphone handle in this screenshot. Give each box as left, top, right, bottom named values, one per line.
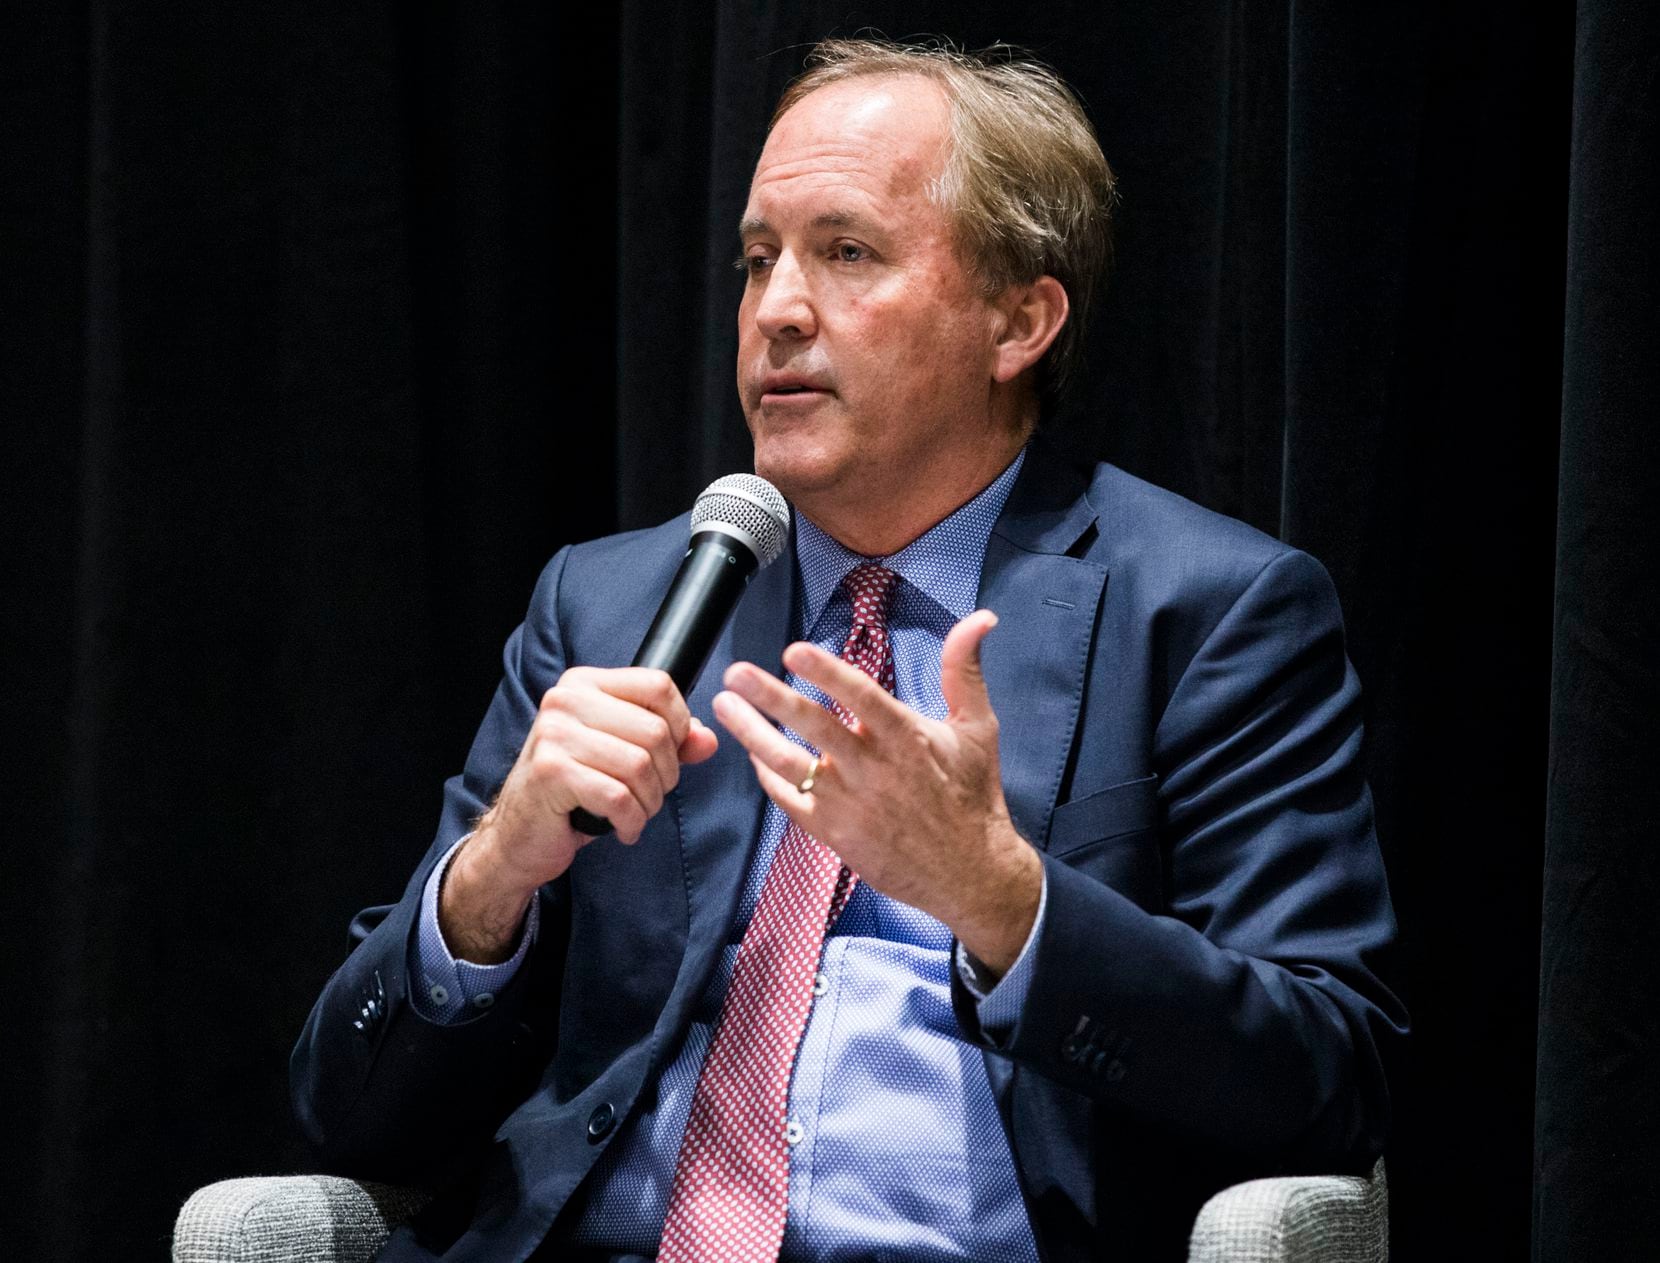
left=569, top=529, right=760, bottom=836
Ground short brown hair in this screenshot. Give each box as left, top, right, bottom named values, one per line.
left=772, top=38, right=1117, bottom=402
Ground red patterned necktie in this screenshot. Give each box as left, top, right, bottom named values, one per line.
left=658, top=561, right=900, bottom=1263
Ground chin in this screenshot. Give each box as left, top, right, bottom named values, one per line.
left=751, top=440, right=846, bottom=505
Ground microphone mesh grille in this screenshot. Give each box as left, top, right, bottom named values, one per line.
left=690, top=474, right=790, bottom=567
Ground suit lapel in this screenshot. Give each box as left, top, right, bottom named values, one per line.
left=665, top=529, right=797, bottom=1008
left=977, top=446, right=1107, bottom=851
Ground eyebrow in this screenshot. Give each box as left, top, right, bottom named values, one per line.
left=737, top=211, right=870, bottom=239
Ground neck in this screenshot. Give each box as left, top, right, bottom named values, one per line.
left=802, top=428, right=1028, bottom=556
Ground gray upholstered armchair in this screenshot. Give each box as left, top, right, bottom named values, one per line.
left=173, top=1161, right=1387, bottom=1262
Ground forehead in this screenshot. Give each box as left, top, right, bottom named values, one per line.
left=747, top=74, right=952, bottom=218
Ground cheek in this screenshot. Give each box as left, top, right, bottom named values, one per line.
left=736, top=290, right=759, bottom=341
left=891, top=273, right=986, bottom=355
left=842, top=294, right=945, bottom=373
left=879, top=308, right=986, bottom=402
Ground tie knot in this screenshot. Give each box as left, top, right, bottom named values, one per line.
left=841, top=562, right=899, bottom=629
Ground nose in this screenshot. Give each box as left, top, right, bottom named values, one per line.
left=751, top=249, right=816, bottom=342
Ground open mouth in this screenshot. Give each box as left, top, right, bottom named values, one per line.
left=760, top=383, right=830, bottom=403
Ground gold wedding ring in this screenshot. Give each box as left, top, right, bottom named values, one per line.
left=797, top=755, right=821, bottom=794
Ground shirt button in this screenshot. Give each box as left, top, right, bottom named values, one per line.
left=587, top=1102, right=616, bottom=1142
left=812, top=972, right=829, bottom=997
left=785, top=1119, right=804, bottom=1146
left=428, top=983, right=450, bottom=1006
left=472, top=992, right=495, bottom=1010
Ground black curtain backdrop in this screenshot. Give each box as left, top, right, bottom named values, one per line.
left=1534, top=0, right=1660, bottom=1255
left=0, top=2, right=1646, bottom=1259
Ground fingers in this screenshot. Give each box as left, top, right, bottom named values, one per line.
left=530, top=737, right=653, bottom=841
left=678, top=715, right=720, bottom=764
left=779, top=642, right=907, bottom=735
left=940, top=610, right=998, bottom=723
left=541, top=683, right=681, bottom=798
left=542, top=716, right=667, bottom=820
left=553, top=708, right=715, bottom=840
left=559, top=666, right=693, bottom=746
left=528, top=667, right=711, bottom=844
left=721, top=660, right=857, bottom=757
left=711, top=689, right=822, bottom=788
left=747, top=752, right=821, bottom=832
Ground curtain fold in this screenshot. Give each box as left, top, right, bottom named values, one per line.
left=1535, top=0, right=1660, bottom=1254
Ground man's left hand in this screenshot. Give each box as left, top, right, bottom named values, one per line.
left=712, top=609, right=1042, bottom=977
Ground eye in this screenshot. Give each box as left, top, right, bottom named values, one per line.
left=736, top=250, right=775, bottom=277
left=832, top=241, right=870, bottom=264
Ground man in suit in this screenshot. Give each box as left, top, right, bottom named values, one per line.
left=292, top=38, right=1406, bottom=1262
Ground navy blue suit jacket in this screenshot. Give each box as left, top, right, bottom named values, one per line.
left=292, top=445, right=1406, bottom=1262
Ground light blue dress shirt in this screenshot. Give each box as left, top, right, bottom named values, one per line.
left=411, top=451, right=1044, bottom=1260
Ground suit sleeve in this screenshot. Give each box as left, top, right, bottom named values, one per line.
left=289, top=548, right=576, bottom=1185
left=954, top=548, right=1407, bottom=1170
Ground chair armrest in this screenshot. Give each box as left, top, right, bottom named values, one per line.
left=173, top=1175, right=433, bottom=1263
left=1188, top=1159, right=1387, bottom=1263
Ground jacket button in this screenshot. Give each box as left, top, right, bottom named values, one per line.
left=586, top=1102, right=616, bottom=1143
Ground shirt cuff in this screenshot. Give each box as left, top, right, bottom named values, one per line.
left=954, top=866, right=1048, bottom=1045
left=408, top=833, right=538, bottom=1024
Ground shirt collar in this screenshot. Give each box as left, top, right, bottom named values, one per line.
left=793, top=447, right=1027, bottom=632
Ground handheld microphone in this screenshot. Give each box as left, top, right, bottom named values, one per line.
left=569, top=474, right=790, bottom=837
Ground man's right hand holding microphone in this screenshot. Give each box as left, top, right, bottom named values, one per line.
left=437, top=667, right=718, bottom=964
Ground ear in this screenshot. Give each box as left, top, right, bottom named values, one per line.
left=989, top=275, right=1069, bottom=385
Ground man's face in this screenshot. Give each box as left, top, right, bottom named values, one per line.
left=736, top=75, right=1006, bottom=538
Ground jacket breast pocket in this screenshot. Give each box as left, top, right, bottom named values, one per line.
left=1046, top=774, right=1162, bottom=911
